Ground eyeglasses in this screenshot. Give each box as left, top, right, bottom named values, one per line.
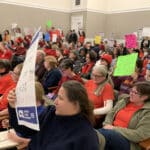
left=130, top=89, right=141, bottom=95
left=91, top=74, right=103, bottom=78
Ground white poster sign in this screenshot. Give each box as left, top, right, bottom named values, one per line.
left=16, top=27, right=41, bottom=131
left=71, top=15, right=83, bottom=32
left=52, top=34, right=57, bottom=42
left=142, top=27, right=150, bottom=37
left=11, top=23, right=18, bottom=29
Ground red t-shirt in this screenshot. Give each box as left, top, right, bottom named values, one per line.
left=79, top=36, right=85, bottom=44
left=54, top=74, right=84, bottom=94
left=0, top=48, right=13, bottom=60
left=81, top=62, right=95, bottom=74
left=85, top=80, right=114, bottom=108
left=113, top=102, right=143, bottom=128
left=0, top=84, right=16, bottom=111
left=0, top=73, right=15, bottom=95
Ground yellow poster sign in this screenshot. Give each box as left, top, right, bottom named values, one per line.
left=94, top=36, right=101, bottom=44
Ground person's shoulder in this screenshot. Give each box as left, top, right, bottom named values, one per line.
left=0, top=73, right=12, bottom=81
left=54, top=68, right=62, bottom=74
left=85, top=79, right=94, bottom=85
left=40, top=105, right=56, bottom=117
left=45, top=105, right=56, bottom=113
left=86, top=79, right=93, bottom=83
left=104, top=82, right=113, bottom=88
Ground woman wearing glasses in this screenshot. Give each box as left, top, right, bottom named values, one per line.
left=98, top=81, right=150, bottom=150
left=84, top=65, right=114, bottom=128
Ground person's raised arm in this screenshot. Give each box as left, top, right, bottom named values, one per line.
left=7, top=89, right=16, bottom=108
left=7, top=89, right=38, bottom=138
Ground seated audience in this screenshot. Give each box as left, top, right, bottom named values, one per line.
left=114, top=59, right=144, bottom=95
left=69, top=50, right=82, bottom=74
left=98, top=81, right=150, bottom=150
left=2, top=81, right=46, bottom=149
left=0, top=63, right=23, bottom=130
left=8, top=80, right=99, bottom=150
left=0, top=63, right=22, bottom=96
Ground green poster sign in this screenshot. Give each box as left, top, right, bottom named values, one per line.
left=47, top=20, right=52, bottom=28
left=113, top=53, right=138, bottom=76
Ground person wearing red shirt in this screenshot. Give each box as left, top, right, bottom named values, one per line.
left=0, top=59, right=11, bottom=77
left=85, top=65, right=114, bottom=127
left=98, top=81, right=150, bottom=150
left=0, top=63, right=23, bottom=130
left=51, top=59, right=83, bottom=98
left=81, top=51, right=96, bottom=79
left=78, top=31, right=85, bottom=45
left=0, top=73, right=15, bottom=96
left=44, top=43, right=57, bottom=57
left=0, top=42, right=13, bottom=60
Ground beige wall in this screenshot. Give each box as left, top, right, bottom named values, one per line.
left=87, top=0, right=107, bottom=12
left=1, top=1, right=150, bottom=39
left=85, top=11, right=106, bottom=38
left=105, top=10, right=150, bottom=39
left=0, top=0, right=71, bottom=11
left=4, top=0, right=150, bottom=13
left=107, top=0, right=150, bottom=12
left=0, top=3, right=70, bottom=34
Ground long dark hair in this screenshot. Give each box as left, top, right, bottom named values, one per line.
left=62, top=80, right=95, bottom=125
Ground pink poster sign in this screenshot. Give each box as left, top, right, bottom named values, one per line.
left=125, top=34, right=137, bottom=49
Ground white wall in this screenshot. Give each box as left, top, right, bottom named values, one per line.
left=87, top=0, right=107, bottom=12
left=86, top=0, right=150, bottom=13
left=0, top=0, right=72, bottom=12
left=107, top=0, right=150, bottom=13
left=2, top=0, right=150, bottom=13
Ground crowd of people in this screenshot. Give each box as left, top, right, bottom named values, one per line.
left=0, top=27, right=150, bottom=150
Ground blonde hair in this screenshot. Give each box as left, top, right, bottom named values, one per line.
left=37, top=50, right=46, bottom=57
left=44, top=56, right=57, bottom=68
left=35, top=81, right=44, bottom=104
left=92, top=65, right=108, bottom=77
left=92, top=65, right=114, bottom=96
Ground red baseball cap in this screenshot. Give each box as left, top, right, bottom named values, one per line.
left=101, top=54, right=112, bottom=65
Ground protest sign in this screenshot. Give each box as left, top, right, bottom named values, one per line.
left=16, top=27, right=41, bottom=131
left=94, top=35, right=101, bottom=44
left=47, top=20, right=52, bottom=28
left=142, top=27, right=150, bottom=37
left=113, top=53, right=138, bottom=76
left=125, top=34, right=137, bottom=49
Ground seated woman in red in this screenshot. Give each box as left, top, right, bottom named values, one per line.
left=80, top=50, right=97, bottom=79
left=0, top=59, right=18, bottom=96
left=85, top=65, right=114, bottom=128
left=0, top=63, right=23, bottom=130
left=0, top=59, right=11, bottom=77
left=51, top=59, right=84, bottom=98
